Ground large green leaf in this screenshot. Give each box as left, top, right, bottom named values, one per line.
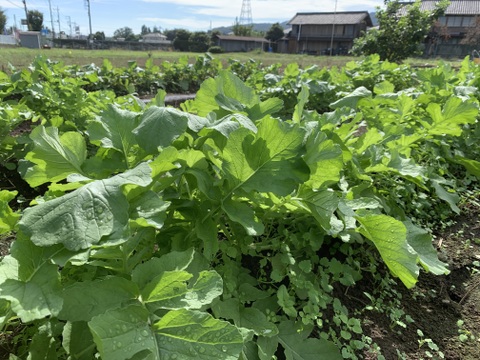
left=89, top=304, right=160, bottom=360
left=87, top=105, right=140, bottom=164
left=194, top=70, right=258, bottom=116
left=141, top=270, right=222, bottom=311
left=23, top=126, right=87, bottom=187
left=277, top=321, right=342, bottom=360
left=19, top=163, right=152, bottom=251
left=330, top=87, right=372, bottom=110
left=404, top=221, right=449, bottom=275
left=0, top=190, right=19, bottom=235
left=133, top=106, right=189, bottom=154
left=426, top=97, right=478, bottom=136
left=62, top=321, right=95, bottom=360
left=154, top=309, right=244, bottom=360
left=357, top=214, right=418, bottom=288
left=222, top=197, right=264, bottom=236
left=0, top=263, right=62, bottom=322
left=222, top=117, right=308, bottom=196
left=59, top=277, right=139, bottom=322
left=304, top=132, right=343, bottom=188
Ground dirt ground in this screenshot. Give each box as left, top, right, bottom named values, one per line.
left=357, top=203, right=480, bottom=360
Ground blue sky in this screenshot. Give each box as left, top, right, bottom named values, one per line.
left=0, top=0, right=384, bottom=36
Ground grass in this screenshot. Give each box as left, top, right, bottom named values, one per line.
left=0, top=46, right=357, bottom=69
left=0, top=45, right=466, bottom=72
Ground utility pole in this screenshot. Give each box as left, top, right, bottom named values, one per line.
left=85, top=0, right=93, bottom=46
left=48, top=0, right=55, bottom=39
left=330, top=0, right=338, bottom=56
left=22, top=0, right=30, bottom=30
left=56, top=7, right=61, bottom=38
left=66, top=16, right=72, bottom=37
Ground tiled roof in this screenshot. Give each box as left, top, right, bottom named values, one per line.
left=402, top=1, right=480, bottom=15
left=216, top=35, right=267, bottom=42
left=288, top=12, right=373, bottom=26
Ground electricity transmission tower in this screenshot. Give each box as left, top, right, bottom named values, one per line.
left=239, top=0, right=253, bottom=25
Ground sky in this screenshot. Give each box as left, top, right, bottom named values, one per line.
left=0, top=0, right=385, bottom=36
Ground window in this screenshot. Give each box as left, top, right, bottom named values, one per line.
left=462, top=16, right=475, bottom=27
left=448, top=16, right=462, bottom=27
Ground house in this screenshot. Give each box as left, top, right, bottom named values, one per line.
left=142, top=32, right=171, bottom=44
left=214, top=35, right=268, bottom=52
left=285, top=11, right=373, bottom=55
left=415, top=0, right=480, bottom=57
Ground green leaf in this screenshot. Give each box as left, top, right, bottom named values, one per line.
left=20, top=163, right=152, bottom=251
left=222, top=117, right=308, bottom=196
left=357, top=214, right=418, bottom=288
left=0, top=263, right=62, bottom=322
left=298, top=188, right=339, bottom=231
left=258, top=336, right=278, bottom=360
left=330, top=87, right=372, bottom=110
left=304, top=132, right=344, bottom=188
left=141, top=269, right=222, bottom=310
left=248, top=97, right=284, bottom=121
left=130, top=190, right=170, bottom=229
left=430, top=179, right=460, bottom=214
left=62, top=321, right=95, bottom=360
left=89, top=304, right=159, bottom=360
left=277, top=285, right=297, bottom=318
left=293, top=85, right=310, bottom=124
left=426, top=97, right=478, bottom=136
left=404, top=221, right=449, bottom=275
left=239, top=307, right=278, bottom=337
left=277, top=321, right=342, bottom=360
left=59, top=277, right=138, bottom=322
left=133, top=106, right=189, bottom=154
left=23, top=126, right=87, bottom=187
left=132, top=249, right=195, bottom=289
left=455, top=156, right=480, bottom=177
left=194, top=70, right=258, bottom=116
left=222, top=197, right=264, bottom=236
left=87, top=104, right=140, bottom=163
left=0, top=190, right=19, bottom=235
left=154, top=309, right=244, bottom=360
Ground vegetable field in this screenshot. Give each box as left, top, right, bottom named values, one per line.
left=0, top=54, right=480, bottom=359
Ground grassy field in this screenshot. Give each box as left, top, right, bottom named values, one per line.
left=0, top=46, right=460, bottom=70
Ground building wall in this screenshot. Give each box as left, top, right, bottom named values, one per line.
left=217, top=40, right=265, bottom=52
left=285, top=23, right=367, bottom=54
left=0, top=35, right=16, bottom=45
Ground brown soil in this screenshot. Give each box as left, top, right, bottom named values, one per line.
left=357, top=203, right=480, bottom=359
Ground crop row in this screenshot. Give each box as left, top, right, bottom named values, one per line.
left=0, top=55, right=479, bottom=359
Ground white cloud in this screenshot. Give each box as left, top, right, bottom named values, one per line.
left=140, top=0, right=382, bottom=22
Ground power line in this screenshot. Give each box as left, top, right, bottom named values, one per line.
left=5, top=0, right=23, bottom=9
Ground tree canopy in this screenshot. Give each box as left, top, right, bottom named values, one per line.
left=265, top=23, right=284, bottom=43
left=113, top=27, right=137, bottom=41
left=27, top=10, right=43, bottom=31
left=0, top=8, right=6, bottom=33
left=351, top=0, right=449, bottom=62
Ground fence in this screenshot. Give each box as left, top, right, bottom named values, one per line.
left=0, top=35, right=17, bottom=46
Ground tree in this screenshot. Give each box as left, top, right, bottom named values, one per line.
left=189, top=31, right=210, bottom=52
left=0, top=8, right=6, bottom=33
left=232, top=18, right=253, bottom=37
left=141, top=25, right=151, bottom=35
left=164, top=29, right=177, bottom=41
left=113, top=27, right=137, bottom=41
left=351, top=0, right=449, bottom=62
left=266, top=23, right=284, bottom=42
left=172, top=29, right=191, bottom=51
left=27, top=10, right=43, bottom=31
left=93, top=31, right=105, bottom=41
left=265, top=23, right=284, bottom=51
